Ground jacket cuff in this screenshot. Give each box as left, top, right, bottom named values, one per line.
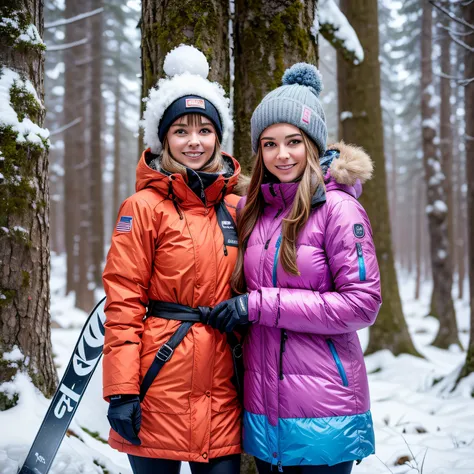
left=248, top=290, right=262, bottom=323
left=259, top=287, right=280, bottom=327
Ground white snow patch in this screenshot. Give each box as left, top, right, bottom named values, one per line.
left=317, top=0, right=364, bottom=64
left=438, top=249, right=447, bottom=260
left=12, top=226, right=28, bottom=234
left=0, top=68, right=50, bottom=148
left=17, top=24, right=45, bottom=47
left=3, top=346, right=23, bottom=362
left=340, top=111, right=353, bottom=121
left=434, top=200, right=448, bottom=213
left=422, top=118, right=437, bottom=130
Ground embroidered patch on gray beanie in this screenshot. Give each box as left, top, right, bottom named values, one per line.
left=251, top=63, right=327, bottom=156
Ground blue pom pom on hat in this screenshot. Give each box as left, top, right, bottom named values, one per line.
left=250, top=62, right=327, bottom=156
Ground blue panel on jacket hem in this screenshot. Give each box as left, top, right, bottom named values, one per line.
left=243, top=410, right=375, bottom=467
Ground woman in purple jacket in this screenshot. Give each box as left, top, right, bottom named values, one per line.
left=205, top=63, right=382, bottom=473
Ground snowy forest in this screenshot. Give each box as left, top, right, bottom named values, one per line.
left=0, top=0, right=474, bottom=473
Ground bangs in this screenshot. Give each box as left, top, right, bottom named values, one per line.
left=181, top=113, right=215, bottom=130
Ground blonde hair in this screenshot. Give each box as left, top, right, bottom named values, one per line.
left=231, top=131, right=325, bottom=293
left=161, top=113, right=224, bottom=175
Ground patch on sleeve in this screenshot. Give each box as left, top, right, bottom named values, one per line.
left=353, top=223, right=365, bottom=238
left=116, top=216, right=133, bottom=233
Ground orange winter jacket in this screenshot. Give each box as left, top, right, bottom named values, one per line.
left=102, top=150, right=242, bottom=462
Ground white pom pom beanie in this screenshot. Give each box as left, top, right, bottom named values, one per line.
left=251, top=63, right=327, bottom=156
left=141, top=44, right=233, bottom=154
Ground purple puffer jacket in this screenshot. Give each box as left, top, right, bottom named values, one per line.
left=241, top=143, right=382, bottom=470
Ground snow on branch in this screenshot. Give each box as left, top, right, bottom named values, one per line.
left=44, top=8, right=104, bottom=29
left=429, top=1, right=474, bottom=31
left=316, top=0, right=364, bottom=65
left=49, top=117, right=82, bottom=136
left=47, top=37, right=88, bottom=52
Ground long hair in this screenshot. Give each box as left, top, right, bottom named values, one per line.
left=231, top=130, right=325, bottom=294
left=161, top=113, right=224, bottom=175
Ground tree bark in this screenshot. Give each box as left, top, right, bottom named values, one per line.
left=458, top=2, right=474, bottom=381
left=439, top=13, right=455, bottom=274
left=0, top=0, right=57, bottom=403
left=63, top=0, right=83, bottom=295
left=233, top=0, right=318, bottom=172
left=113, top=71, right=121, bottom=221
left=415, top=173, right=423, bottom=300
left=337, top=0, right=419, bottom=356
left=89, top=0, right=104, bottom=287
left=421, top=2, right=461, bottom=349
left=140, top=0, right=230, bottom=150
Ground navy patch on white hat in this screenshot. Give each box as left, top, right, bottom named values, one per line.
left=353, top=223, right=365, bottom=238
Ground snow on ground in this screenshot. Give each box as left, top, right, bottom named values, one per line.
left=0, top=256, right=473, bottom=474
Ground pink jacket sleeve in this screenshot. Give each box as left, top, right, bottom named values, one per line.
left=249, top=198, right=382, bottom=335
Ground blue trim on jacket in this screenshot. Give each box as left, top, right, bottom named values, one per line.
left=243, top=410, right=375, bottom=467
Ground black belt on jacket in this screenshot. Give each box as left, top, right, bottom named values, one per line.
left=140, top=300, right=243, bottom=402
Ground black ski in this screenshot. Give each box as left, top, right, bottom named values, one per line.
left=18, top=296, right=107, bottom=474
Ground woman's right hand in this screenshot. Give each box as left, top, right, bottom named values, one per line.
left=107, top=394, right=142, bottom=445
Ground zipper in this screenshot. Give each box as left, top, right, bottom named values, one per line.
left=269, top=183, right=277, bottom=196
left=279, top=329, right=288, bottom=380
left=277, top=460, right=283, bottom=472
left=326, top=339, right=348, bottom=386
left=272, top=235, right=282, bottom=286
left=355, top=242, right=366, bottom=281
left=274, top=208, right=283, bottom=219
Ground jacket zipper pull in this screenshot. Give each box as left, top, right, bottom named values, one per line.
left=223, top=243, right=228, bottom=256
left=277, top=461, right=283, bottom=472
left=274, top=208, right=283, bottom=219
left=279, top=330, right=287, bottom=380
left=264, top=239, right=271, bottom=249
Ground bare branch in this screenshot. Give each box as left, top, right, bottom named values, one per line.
left=44, top=8, right=104, bottom=29
left=50, top=118, right=82, bottom=136
left=46, top=37, right=88, bottom=52
left=436, top=22, right=474, bottom=36
left=449, top=31, right=474, bottom=51
left=429, top=1, right=474, bottom=30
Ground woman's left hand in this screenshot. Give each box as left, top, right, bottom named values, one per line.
left=207, top=294, right=249, bottom=332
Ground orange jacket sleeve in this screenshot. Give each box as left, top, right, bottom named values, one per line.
left=102, top=195, right=158, bottom=399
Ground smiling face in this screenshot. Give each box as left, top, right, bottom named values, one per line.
left=166, top=114, right=217, bottom=170
left=260, top=123, right=307, bottom=183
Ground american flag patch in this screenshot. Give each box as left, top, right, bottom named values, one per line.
left=116, top=216, right=133, bottom=233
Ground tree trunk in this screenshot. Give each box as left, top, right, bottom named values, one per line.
left=421, top=2, right=461, bottom=349
left=439, top=13, right=455, bottom=274
left=234, top=0, right=318, bottom=172
left=89, top=0, right=104, bottom=287
left=140, top=0, right=230, bottom=144
left=64, top=0, right=84, bottom=294
left=113, top=72, right=121, bottom=221
left=458, top=3, right=474, bottom=381
left=415, top=173, right=422, bottom=300
left=337, top=0, right=419, bottom=356
left=0, top=0, right=57, bottom=403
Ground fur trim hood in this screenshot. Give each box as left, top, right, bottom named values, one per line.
left=140, top=45, right=233, bottom=155
left=326, top=141, right=373, bottom=186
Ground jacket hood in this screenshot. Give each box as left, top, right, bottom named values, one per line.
left=324, top=141, right=373, bottom=198
left=135, top=149, right=242, bottom=208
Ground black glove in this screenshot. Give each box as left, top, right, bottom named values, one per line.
left=107, top=394, right=142, bottom=446
left=208, top=294, right=249, bottom=333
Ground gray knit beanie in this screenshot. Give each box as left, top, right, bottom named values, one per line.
left=251, top=63, right=327, bottom=156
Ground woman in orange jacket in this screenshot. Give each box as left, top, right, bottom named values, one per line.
left=102, top=45, right=243, bottom=474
